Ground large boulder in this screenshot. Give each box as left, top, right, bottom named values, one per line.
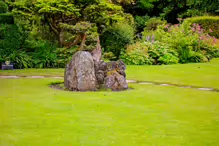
left=64, top=51, right=97, bottom=91
left=64, top=50, right=128, bottom=91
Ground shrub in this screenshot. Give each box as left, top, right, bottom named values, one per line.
left=188, top=51, right=208, bottom=63
left=185, top=16, right=219, bottom=38
left=121, top=50, right=154, bottom=65
left=144, top=17, right=166, bottom=31
left=150, top=22, right=205, bottom=63
left=0, top=13, right=14, bottom=24
left=0, top=24, right=21, bottom=53
left=55, top=47, right=77, bottom=68
left=121, top=41, right=179, bottom=65
left=2, top=51, right=33, bottom=69
left=178, top=9, right=208, bottom=19
left=148, top=41, right=179, bottom=65
left=29, top=41, right=58, bottom=68
left=120, top=42, right=154, bottom=65
left=143, top=20, right=219, bottom=63
left=201, top=45, right=219, bottom=60
left=134, top=15, right=150, bottom=31
left=100, top=22, right=135, bottom=59
left=158, top=53, right=179, bottom=65
left=0, top=1, right=8, bottom=14
left=103, top=52, right=116, bottom=61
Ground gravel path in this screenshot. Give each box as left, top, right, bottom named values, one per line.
left=0, top=75, right=218, bottom=92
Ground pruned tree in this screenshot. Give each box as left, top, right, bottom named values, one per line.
left=11, top=0, right=127, bottom=51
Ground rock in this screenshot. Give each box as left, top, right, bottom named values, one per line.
left=64, top=51, right=97, bottom=91
left=64, top=50, right=128, bottom=92
left=104, top=60, right=128, bottom=91
left=91, top=36, right=102, bottom=63
left=94, top=60, right=107, bottom=85
left=104, top=70, right=128, bottom=91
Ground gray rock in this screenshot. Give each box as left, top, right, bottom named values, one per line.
left=64, top=51, right=97, bottom=91
left=104, top=71, right=128, bottom=91
left=103, top=60, right=128, bottom=91
left=94, top=60, right=107, bottom=85
left=64, top=50, right=127, bottom=91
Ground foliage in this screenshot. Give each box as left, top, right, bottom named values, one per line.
left=188, top=51, right=208, bottom=63
left=121, top=41, right=179, bottom=65
left=0, top=13, right=14, bottom=24
left=135, top=0, right=157, bottom=9
left=12, top=0, right=127, bottom=49
left=1, top=50, right=33, bottom=69
left=178, top=9, right=208, bottom=19
left=148, top=22, right=198, bottom=63
left=100, top=22, right=135, bottom=59
left=148, top=41, right=179, bottom=65
left=30, top=41, right=58, bottom=68
left=103, top=52, right=117, bottom=61
left=143, top=20, right=219, bottom=63
left=55, top=47, right=77, bottom=68
left=144, top=17, right=166, bottom=31
left=185, top=16, right=219, bottom=38
left=120, top=42, right=153, bottom=65
left=134, top=15, right=150, bottom=31
left=0, top=24, right=21, bottom=53
left=0, top=1, right=8, bottom=14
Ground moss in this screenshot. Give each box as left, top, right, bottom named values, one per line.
left=106, top=69, right=117, bottom=76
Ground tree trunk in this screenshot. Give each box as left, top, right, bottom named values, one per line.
left=92, top=36, right=102, bottom=63
left=79, top=33, right=87, bottom=51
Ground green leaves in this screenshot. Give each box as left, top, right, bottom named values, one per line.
left=84, top=2, right=124, bottom=26
left=35, top=1, right=80, bottom=17
left=0, top=1, right=8, bottom=14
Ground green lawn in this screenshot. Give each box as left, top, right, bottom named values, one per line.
left=0, top=59, right=219, bottom=145
left=1, top=58, right=219, bottom=88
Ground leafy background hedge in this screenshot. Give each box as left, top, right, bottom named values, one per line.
left=0, top=0, right=219, bottom=68
left=185, top=16, right=219, bottom=38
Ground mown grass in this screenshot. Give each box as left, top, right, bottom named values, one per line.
left=1, top=58, right=219, bottom=88
left=0, top=78, right=219, bottom=146
left=0, top=59, right=219, bottom=145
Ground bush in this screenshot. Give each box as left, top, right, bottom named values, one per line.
left=158, top=53, right=179, bottom=65
left=0, top=1, right=8, bottom=14
left=185, top=16, right=219, bottom=38
left=0, top=24, right=21, bottom=53
left=143, top=20, right=219, bottom=63
left=29, top=41, right=58, bottom=68
left=178, top=9, right=207, bottom=19
left=103, top=52, right=116, bottom=61
left=0, top=13, right=14, bottom=24
left=188, top=51, right=208, bottom=63
left=120, top=42, right=154, bottom=65
left=55, top=47, right=77, bottom=68
left=100, top=22, right=135, bottom=59
left=148, top=42, right=179, bottom=65
left=121, top=41, right=179, bottom=65
left=145, top=17, right=166, bottom=31
left=1, top=51, right=33, bottom=69
left=134, top=15, right=150, bottom=31
left=150, top=22, right=204, bottom=63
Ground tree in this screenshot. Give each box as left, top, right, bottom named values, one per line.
left=11, top=0, right=127, bottom=50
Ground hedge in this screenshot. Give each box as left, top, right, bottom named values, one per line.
left=0, top=13, right=14, bottom=24
left=0, top=1, right=8, bottom=14
left=185, top=16, right=219, bottom=38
